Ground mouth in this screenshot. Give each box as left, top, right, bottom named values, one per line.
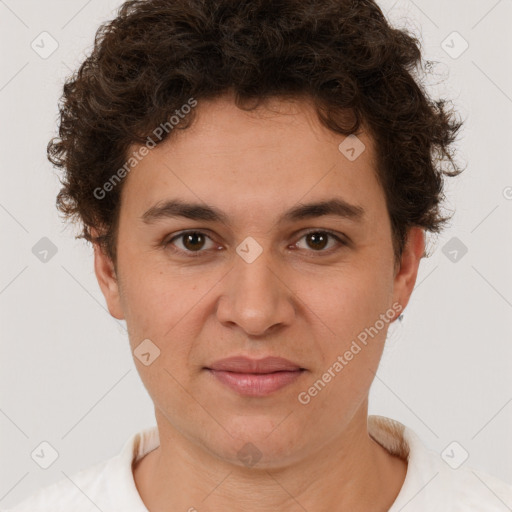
left=206, top=355, right=305, bottom=372
left=204, top=355, right=307, bottom=397
left=205, top=367, right=306, bottom=397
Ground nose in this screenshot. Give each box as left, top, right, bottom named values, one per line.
left=216, top=248, right=296, bottom=337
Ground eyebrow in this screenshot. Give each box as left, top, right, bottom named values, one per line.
left=140, top=198, right=365, bottom=225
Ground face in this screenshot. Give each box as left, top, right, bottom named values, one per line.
left=94, top=93, right=424, bottom=468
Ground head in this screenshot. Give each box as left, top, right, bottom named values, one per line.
left=49, top=0, right=463, bottom=466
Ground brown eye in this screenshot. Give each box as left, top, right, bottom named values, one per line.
left=165, top=231, right=216, bottom=255
left=181, top=232, right=206, bottom=251
left=305, top=232, right=329, bottom=250
left=295, top=230, right=346, bottom=253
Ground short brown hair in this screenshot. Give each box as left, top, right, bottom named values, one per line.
left=48, top=0, right=464, bottom=268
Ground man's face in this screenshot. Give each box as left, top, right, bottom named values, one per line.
left=95, top=94, right=423, bottom=466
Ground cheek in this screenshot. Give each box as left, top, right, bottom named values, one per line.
left=296, top=284, right=390, bottom=418
left=295, top=262, right=394, bottom=392
left=301, top=264, right=391, bottom=333
left=119, top=263, right=208, bottom=375
left=118, top=252, right=188, bottom=328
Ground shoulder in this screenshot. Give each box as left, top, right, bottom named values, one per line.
left=369, top=415, right=512, bottom=511
left=414, top=458, right=512, bottom=511
left=1, top=458, right=111, bottom=512
left=441, top=464, right=512, bottom=509
left=2, top=426, right=158, bottom=512
left=399, top=427, right=512, bottom=510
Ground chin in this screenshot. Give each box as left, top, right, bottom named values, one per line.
left=207, top=416, right=306, bottom=468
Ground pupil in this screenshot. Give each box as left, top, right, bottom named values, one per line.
left=184, top=233, right=204, bottom=251
left=308, top=232, right=327, bottom=250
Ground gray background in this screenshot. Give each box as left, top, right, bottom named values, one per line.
left=1, top=0, right=511, bottom=508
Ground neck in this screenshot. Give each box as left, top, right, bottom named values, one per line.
left=133, top=403, right=407, bottom=512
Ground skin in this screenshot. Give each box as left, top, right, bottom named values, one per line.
left=92, top=91, right=424, bottom=512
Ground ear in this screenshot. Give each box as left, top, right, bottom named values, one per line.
left=90, top=228, right=125, bottom=320
left=391, top=227, right=425, bottom=320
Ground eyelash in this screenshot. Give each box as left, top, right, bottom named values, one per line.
left=162, top=229, right=348, bottom=258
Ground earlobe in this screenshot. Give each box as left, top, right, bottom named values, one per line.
left=91, top=228, right=125, bottom=320
left=391, top=227, right=425, bottom=320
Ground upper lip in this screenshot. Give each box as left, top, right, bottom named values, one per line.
left=206, top=356, right=304, bottom=374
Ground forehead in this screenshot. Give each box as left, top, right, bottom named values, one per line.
left=120, top=95, right=385, bottom=227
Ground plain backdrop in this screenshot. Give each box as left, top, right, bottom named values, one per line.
left=1, top=0, right=511, bottom=508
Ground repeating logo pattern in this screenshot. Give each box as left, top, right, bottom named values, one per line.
left=1, top=1, right=511, bottom=510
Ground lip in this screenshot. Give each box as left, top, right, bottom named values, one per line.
left=207, top=369, right=305, bottom=397
left=205, top=356, right=306, bottom=397
left=207, top=356, right=304, bottom=373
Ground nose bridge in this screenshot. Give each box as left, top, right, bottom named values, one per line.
left=217, top=244, right=294, bottom=335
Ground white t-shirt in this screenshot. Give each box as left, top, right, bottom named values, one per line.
left=3, top=415, right=512, bottom=511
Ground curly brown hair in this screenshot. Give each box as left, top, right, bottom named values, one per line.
left=48, top=0, right=464, bottom=269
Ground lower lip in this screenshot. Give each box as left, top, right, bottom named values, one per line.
left=207, top=369, right=305, bottom=397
